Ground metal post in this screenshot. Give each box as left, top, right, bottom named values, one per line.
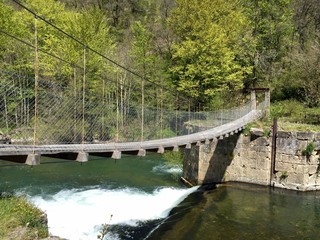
left=73, top=67, right=77, bottom=143
left=116, top=69, right=119, bottom=143
left=33, top=16, right=39, bottom=152
left=81, top=47, right=86, bottom=145
left=265, top=89, right=270, bottom=117
left=250, top=90, right=256, bottom=110
left=188, top=100, right=191, bottom=135
left=270, top=118, right=277, bottom=186
left=160, top=88, right=163, bottom=138
left=175, top=95, right=178, bottom=135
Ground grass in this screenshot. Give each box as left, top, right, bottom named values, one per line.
left=277, top=121, right=320, bottom=132
left=269, top=101, right=320, bottom=131
left=0, top=194, right=48, bottom=239
left=247, top=100, right=320, bottom=133
left=250, top=119, right=320, bottom=133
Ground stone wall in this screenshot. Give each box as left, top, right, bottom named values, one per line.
left=273, top=131, right=320, bottom=191
left=183, top=129, right=320, bottom=191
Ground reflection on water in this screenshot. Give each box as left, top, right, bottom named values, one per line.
left=149, top=183, right=320, bottom=240
left=1, top=155, right=320, bottom=240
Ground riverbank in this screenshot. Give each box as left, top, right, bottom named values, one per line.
left=0, top=192, right=49, bottom=239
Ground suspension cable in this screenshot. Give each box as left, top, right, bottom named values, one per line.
left=0, top=29, right=182, bottom=105
left=32, top=16, right=39, bottom=153
left=116, top=68, right=119, bottom=143
left=10, top=0, right=189, bottom=102
left=0, top=29, right=81, bottom=69
left=81, top=47, right=86, bottom=145
left=141, top=77, right=144, bottom=142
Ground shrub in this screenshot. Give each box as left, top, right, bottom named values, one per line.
left=0, top=195, right=48, bottom=238
left=270, top=100, right=305, bottom=120
left=303, top=142, right=315, bottom=159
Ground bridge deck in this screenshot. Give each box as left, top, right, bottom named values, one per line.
left=0, top=110, right=263, bottom=164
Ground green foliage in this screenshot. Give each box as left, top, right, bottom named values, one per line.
left=162, top=150, right=183, bottom=181
left=271, top=100, right=305, bottom=120
left=280, top=171, right=289, bottom=181
left=280, top=42, right=320, bottom=107
left=0, top=195, right=48, bottom=238
left=303, top=143, right=315, bottom=159
left=0, top=0, right=319, bottom=140
left=169, top=0, right=251, bottom=107
left=13, top=197, right=45, bottom=230
left=241, top=0, right=293, bottom=86
left=163, top=150, right=183, bottom=166
left=242, top=124, right=252, bottom=136
left=156, top=128, right=176, bottom=138
left=263, top=128, right=271, bottom=137
left=270, top=100, right=320, bottom=127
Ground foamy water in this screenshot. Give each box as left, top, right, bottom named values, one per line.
left=30, top=186, right=198, bottom=240
left=152, top=164, right=182, bottom=174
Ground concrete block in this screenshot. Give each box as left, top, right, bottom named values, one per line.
left=238, top=135, right=250, bottom=144
left=277, top=131, right=292, bottom=138
left=275, top=161, right=292, bottom=172
left=137, top=149, right=146, bottom=157
left=307, top=165, right=319, bottom=175
left=185, top=143, right=192, bottom=149
left=25, top=154, right=40, bottom=166
left=288, top=172, right=306, bottom=185
left=250, top=128, right=264, bottom=137
left=309, top=154, right=319, bottom=165
left=173, top=145, right=179, bottom=152
left=297, top=132, right=315, bottom=140
left=277, top=138, right=307, bottom=155
left=112, top=150, right=121, bottom=159
left=314, top=141, right=320, bottom=151
left=76, top=152, right=88, bottom=162
left=315, top=133, right=320, bottom=140
left=157, top=146, right=165, bottom=153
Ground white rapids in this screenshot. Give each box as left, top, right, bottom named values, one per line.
left=30, top=186, right=198, bottom=240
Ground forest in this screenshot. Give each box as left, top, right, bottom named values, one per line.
left=0, top=0, right=319, bottom=142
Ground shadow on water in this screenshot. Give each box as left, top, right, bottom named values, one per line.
left=143, top=183, right=320, bottom=240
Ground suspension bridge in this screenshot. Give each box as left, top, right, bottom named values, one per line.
left=0, top=1, right=269, bottom=165
left=0, top=75, right=268, bottom=165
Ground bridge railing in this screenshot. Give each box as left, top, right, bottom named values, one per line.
left=0, top=69, right=263, bottom=145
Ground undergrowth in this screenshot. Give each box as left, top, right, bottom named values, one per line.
left=247, top=101, right=320, bottom=132
left=0, top=194, right=48, bottom=239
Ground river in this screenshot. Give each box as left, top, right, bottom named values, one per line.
left=1, top=154, right=320, bottom=239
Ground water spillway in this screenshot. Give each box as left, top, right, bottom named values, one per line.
left=1, top=154, right=198, bottom=239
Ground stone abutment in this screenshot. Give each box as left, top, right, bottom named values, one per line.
left=183, top=129, right=320, bottom=191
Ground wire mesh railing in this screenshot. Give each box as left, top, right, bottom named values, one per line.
left=0, top=69, right=262, bottom=145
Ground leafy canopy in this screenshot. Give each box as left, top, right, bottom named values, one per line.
left=169, top=0, right=252, bottom=107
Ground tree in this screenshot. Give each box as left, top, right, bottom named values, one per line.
left=242, top=0, right=293, bottom=87
left=293, top=0, right=320, bottom=49
left=168, top=0, right=252, bottom=108
left=275, top=0, right=320, bottom=107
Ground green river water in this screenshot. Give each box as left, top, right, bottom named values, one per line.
left=1, top=154, right=320, bottom=240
